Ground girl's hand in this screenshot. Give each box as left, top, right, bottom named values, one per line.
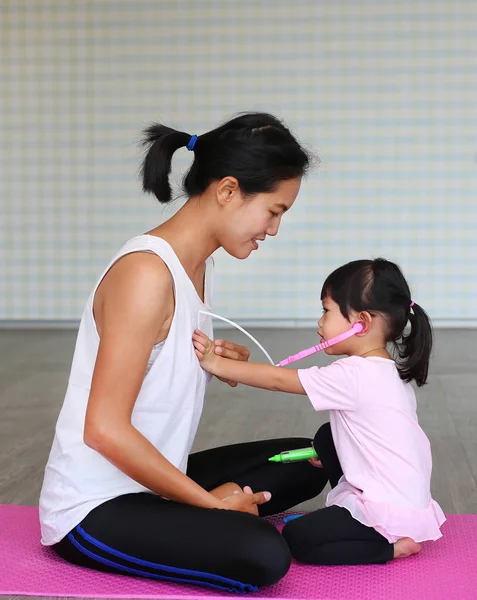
left=193, top=330, right=220, bottom=373
left=214, top=339, right=250, bottom=387
left=308, top=441, right=323, bottom=467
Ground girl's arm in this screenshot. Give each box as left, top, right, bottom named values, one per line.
left=193, top=330, right=306, bottom=395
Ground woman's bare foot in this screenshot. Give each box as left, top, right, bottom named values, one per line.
left=393, top=537, right=422, bottom=559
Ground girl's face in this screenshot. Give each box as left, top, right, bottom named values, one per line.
left=318, top=296, right=358, bottom=355
left=219, top=177, right=302, bottom=260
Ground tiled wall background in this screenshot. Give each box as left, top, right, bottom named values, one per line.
left=1, top=1, right=476, bottom=323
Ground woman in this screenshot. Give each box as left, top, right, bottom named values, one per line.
left=39, top=113, right=328, bottom=593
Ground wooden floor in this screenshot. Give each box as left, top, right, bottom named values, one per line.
left=1, top=327, right=476, bottom=600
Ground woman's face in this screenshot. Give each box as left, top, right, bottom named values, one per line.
left=219, top=177, right=302, bottom=260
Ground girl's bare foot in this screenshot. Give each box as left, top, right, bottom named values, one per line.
left=393, top=537, right=422, bottom=559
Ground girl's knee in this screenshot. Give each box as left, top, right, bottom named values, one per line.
left=313, top=422, right=332, bottom=451
left=282, top=518, right=320, bottom=565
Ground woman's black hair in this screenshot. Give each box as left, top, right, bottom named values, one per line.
left=140, top=112, right=311, bottom=204
left=321, top=258, right=432, bottom=387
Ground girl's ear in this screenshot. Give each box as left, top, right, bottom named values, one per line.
left=356, top=311, right=373, bottom=335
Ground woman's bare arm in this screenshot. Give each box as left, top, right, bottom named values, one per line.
left=84, top=253, right=269, bottom=514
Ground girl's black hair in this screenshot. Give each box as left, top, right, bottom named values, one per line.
left=140, top=112, right=311, bottom=204
left=321, top=258, right=432, bottom=387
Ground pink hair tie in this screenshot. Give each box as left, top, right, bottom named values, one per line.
left=410, top=301, right=415, bottom=307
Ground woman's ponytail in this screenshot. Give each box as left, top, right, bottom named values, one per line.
left=139, top=113, right=310, bottom=205
left=140, top=124, right=191, bottom=203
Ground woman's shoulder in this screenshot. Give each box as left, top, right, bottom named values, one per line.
left=100, top=250, right=173, bottom=298
left=94, top=250, right=175, bottom=340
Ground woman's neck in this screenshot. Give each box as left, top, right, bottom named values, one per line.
left=146, top=196, right=219, bottom=275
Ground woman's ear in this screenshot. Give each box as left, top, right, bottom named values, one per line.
left=216, top=176, right=240, bottom=206
left=356, top=311, right=373, bottom=335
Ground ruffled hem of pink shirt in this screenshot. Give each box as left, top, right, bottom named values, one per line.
left=326, top=482, right=446, bottom=544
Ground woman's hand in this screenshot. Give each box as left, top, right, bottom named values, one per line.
left=220, top=485, right=272, bottom=516
left=213, top=339, right=250, bottom=387
left=209, top=482, right=244, bottom=499
left=209, top=482, right=271, bottom=515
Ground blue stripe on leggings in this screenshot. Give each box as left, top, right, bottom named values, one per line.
left=67, top=533, right=241, bottom=593
left=69, top=527, right=258, bottom=594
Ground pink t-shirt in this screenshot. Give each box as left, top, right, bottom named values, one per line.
left=298, top=356, right=445, bottom=543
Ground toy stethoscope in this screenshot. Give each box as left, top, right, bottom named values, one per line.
left=198, top=311, right=364, bottom=367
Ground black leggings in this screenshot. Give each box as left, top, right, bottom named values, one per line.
left=53, top=437, right=327, bottom=593
left=282, top=423, right=394, bottom=565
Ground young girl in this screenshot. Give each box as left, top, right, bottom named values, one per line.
left=193, top=258, right=445, bottom=566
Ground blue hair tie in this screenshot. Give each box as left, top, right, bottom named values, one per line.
left=187, top=134, right=198, bottom=151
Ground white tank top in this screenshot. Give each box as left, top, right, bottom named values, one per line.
left=39, top=235, right=214, bottom=545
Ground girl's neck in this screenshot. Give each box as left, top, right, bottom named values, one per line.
left=359, top=347, right=393, bottom=360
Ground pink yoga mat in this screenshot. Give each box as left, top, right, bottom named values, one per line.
left=0, top=504, right=474, bottom=599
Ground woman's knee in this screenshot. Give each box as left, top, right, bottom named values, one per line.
left=237, top=520, right=291, bottom=588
